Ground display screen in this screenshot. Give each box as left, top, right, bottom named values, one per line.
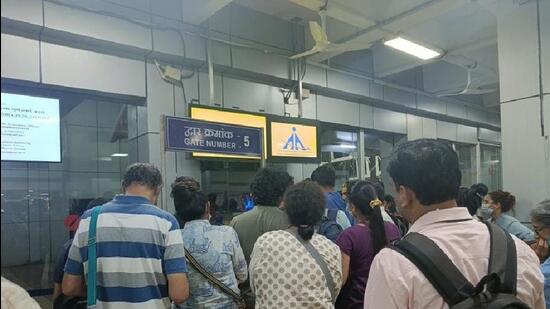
left=190, top=106, right=267, bottom=160
left=270, top=122, right=318, bottom=159
left=1, top=93, right=61, bottom=162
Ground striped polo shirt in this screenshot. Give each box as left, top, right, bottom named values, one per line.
left=64, top=195, right=187, bottom=308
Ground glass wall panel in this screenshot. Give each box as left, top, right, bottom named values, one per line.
left=1, top=90, right=138, bottom=307
left=455, top=143, right=477, bottom=187
left=480, top=145, right=502, bottom=191
left=320, top=126, right=359, bottom=190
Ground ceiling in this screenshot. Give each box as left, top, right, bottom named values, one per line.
left=191, top=0, right=503, bottom=107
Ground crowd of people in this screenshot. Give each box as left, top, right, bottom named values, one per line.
left=40, top=138, right=550, bottom=309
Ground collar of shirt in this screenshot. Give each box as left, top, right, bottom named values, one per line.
left=408, top=207, right=473, bottom=234
left=113, top=194, right=152, bottom=205
left=183, top=219, right=210, bottom=228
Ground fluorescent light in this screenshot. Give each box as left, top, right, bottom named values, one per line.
left=339, top=144, right=356, bottom=149
left=384, top=37, right=441, bottom=60
left=111, top=153, right=128, bottom=157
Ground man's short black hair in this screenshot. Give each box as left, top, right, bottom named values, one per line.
left=122, top=163, right=163, bottom=191
left=311, top=164, right=336, bottom=188
left=388, top=139, right=461, bottom=205
left=250, top=168, right=293, bottom=206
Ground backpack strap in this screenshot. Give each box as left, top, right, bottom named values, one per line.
left=87, top=206, right=102, bottom=309
left=391, top=233, right=475, bottom=306
left=484, top=222, right=517, bottom=294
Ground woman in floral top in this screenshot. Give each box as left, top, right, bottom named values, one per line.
left=172, top=178, right=247, bottom=309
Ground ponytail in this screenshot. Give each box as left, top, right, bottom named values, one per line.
left=370, top=201, right=387, bottom=255
left=349, top=181, right=389, bottom=255
left=297, top=225, right=315, bottom=241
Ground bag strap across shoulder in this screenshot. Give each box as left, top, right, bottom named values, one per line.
left=184, top=249, right=245, bottom=306
left=484, top=221, right=517, bottom=294
left=87, top=206, right=102, bottom=309
left=391, top=221, right=519, bottom=306
left=391, top=232, right=475, bottom=305
left=287, top=229, right=337, bottom=304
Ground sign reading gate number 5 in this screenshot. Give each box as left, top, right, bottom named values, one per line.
left=244, top=136, right=250, bottom=147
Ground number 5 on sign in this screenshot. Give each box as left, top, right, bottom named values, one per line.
left=244, top=136, right=250, bottom=147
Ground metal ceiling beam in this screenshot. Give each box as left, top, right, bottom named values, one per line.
left=181, top=0, right=234, bottom=25
left=288, top=0, right=377, bottom=28
left=308, top=0, right=468, bottom=62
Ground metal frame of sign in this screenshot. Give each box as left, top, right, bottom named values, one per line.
left=267, top=115, right=321, bottom=163
left=188, top=104, right=268, bottom=161
left=165, top=116, right=263, bottom=158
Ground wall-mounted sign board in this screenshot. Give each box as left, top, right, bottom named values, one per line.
left=190, top=106, right=267, bottom=160
left=165, top=116, right=262, bottom=158
left=268, top=116, right=320, bottom=163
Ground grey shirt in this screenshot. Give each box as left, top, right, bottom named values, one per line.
left=229, top=205, right=290, bottom=264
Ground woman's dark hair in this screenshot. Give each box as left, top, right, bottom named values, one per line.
left=171, top=177, right=208, bottom=225
left=488, top=190, right=516, bottom=212
left=349, top=181, right=388, bottom=255
left=458, top=183, right=489, bottom=215
left=383, top=194, right=397, bottom=214
left=250, top=168, right=293, bottom=206
left=388, top=139, right=461, bottom=205
left=284, top=181, right=325, bottom=241
left=531, top=200, right=550, bottom=228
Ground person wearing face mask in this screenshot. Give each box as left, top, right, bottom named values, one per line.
left=530, top=200, right=550, bottom=308
left=363, top=139, right=544, bottom=309
left=480, top=190, right=535, bottom=242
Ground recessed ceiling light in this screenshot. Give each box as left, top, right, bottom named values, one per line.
left=111, top=153, right=128, bottom=157
left=384, top=37, right=441, bottom=60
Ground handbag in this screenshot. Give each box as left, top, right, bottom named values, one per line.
left=86, top=206, right=102, bottom=309
left=184, top=249, right=246, bottom=309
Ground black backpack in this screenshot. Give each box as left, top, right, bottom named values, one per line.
left=391, top=221, right=530, bottom=309
left=318, top=209, right=343, bottom=242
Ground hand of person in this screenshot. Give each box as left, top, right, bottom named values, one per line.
left=530, top=237, right=549, bottom=263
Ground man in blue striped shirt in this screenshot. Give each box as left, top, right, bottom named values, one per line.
left=62, top=163, right=189, bottom=308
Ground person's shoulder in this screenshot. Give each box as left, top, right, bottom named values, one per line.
left=371, top=247, right=420, bottom=275
left=512, top=235, right=540, bottom=262
left=256, top=230, right=284, bottom=247
left=215, top=225, right=238, bottom=236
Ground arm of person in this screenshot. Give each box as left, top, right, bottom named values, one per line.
left=229, top=228, right=248, bottom=283
left=164, top=222, right=190, bottom=304
left=167, top=273, right=189, bottom=305
left=62, top=274, right=85, bottom=297
left=511, top=221, right=535, bottom=242
left=341, top=253, right=350, bottom=284
left=62, top=227, right=86, bottom=297
left=336, top=210, right=351, bottom=230
left=248, top=236, right=265, bottom=294
left=335, top=230, right=353, bottom=285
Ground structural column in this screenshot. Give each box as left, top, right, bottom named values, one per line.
left=497, top=0, right=550, bottom=221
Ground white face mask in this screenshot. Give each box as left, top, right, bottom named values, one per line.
left=478, top=204, right=493, bottom=220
